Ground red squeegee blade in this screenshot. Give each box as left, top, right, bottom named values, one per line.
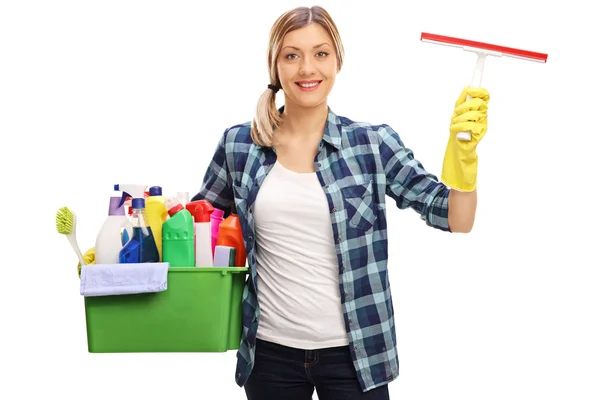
left=421, top=32, right=548, bottom=63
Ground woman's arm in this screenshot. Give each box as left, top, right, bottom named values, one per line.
left=448, top=188, right=477, bottom=233
left=441, top=86, right=489, bottom=232
left=378, top=124, right=452, bottom=232
left=191, top=129, right=234, bottom=216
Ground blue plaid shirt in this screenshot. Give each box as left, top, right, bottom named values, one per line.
left=192, top=107, right=451, bottom=392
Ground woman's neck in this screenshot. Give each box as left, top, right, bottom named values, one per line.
left=278, top=99, right=329, bottom=137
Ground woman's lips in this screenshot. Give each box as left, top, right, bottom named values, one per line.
left=295, top=80, right=322, bottom=92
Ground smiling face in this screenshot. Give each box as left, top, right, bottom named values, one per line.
left=276, top=23, right=339, bottom=109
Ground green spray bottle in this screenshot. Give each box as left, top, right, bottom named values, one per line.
left=162, top=197, right=195, bottom=267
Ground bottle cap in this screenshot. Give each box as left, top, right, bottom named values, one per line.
left=108, top=197, right=125, bottom=216
left=131, top=198, right=145, bottom=209
left=191, top=200, right=214, bottom=223
left=165, top=197, right=184, bottom=216
left=149, top=186, right=163, bottom=196
left=211, top=207, right=224, bottom=219
left=185, top=201, right=200, bottom=221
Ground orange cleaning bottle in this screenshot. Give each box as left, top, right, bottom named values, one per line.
left=216, top=202, right=246, bottom=267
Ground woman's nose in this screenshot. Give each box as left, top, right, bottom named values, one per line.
left=299, top=57, right=316, bottom=75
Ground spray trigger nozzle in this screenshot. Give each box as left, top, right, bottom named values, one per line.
left=114, top=184, right=147, bottom=207
left=118, top=191, right=131, bottom=208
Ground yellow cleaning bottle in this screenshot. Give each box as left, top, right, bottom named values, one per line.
left=146, top=186, right=168, bottom=261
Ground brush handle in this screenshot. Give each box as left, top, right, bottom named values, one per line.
left=67, top=234, right=86, bottom=267
left=457, top=52, right=487, bottom=141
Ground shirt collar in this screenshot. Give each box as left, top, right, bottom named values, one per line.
left=255, top=105, right=342, bottom=150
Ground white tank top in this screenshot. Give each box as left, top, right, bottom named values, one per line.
left=253, top=160, right=349, bottom=349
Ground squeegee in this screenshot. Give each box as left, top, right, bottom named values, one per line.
left=421, top=32, right=548, bottom=141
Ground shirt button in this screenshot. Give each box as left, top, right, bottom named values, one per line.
left=325, top=185, right=329, bottom=189
left=336, top=237, right=341, bottom=243
left=332, top=207, right=336, bottom=212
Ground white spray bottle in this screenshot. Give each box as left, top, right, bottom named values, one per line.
left=190, top=200, right=214, bottom=267
left=95, top=194, right=134, bottom=264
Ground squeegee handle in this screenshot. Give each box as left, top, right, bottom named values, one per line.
left=457, top=52, right=487, bottom=141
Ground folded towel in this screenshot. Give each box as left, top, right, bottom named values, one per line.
left=80, top=262, right=169, bottom=297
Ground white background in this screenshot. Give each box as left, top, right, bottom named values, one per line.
left=2, top=0, right=599, bottom=399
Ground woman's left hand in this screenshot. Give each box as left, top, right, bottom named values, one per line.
left=441, top=86, right=490, bottom=192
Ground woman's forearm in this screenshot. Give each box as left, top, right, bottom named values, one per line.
left=448, top=188, right=477, bottom=233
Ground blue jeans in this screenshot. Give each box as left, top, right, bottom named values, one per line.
left=244, top=338, right=390, bottom=400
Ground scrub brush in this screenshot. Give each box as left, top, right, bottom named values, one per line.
left=56, top=206, right=86, bottom=267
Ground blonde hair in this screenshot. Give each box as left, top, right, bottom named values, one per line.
left=250, top=6, right=345, bottom=147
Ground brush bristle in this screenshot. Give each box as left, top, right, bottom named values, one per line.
left=56, top=206, right=74, bottom=235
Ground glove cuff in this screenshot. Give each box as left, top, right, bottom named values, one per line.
left=441, top=153, right=478, bottom=192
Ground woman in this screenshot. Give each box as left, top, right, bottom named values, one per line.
left=192, top=5, right=489, bottom=400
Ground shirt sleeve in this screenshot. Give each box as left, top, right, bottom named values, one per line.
left=377, top=124, right=451, bottom=232
left=190, top=129, right=234, bottom=216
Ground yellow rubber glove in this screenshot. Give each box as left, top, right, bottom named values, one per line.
left=77, top=247, right=96, bottom=278
left=441, top=86, right=490, bottom=192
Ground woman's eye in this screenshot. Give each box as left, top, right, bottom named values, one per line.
left=284, top=51, right=328, bottom=60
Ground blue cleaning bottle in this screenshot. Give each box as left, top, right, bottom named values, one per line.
left=116, top=184, right=160, bottom=264
left=122, top=229, right=129, bottom=246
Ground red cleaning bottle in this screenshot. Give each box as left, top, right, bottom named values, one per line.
left=216, top=202, right=246, bottom=267
left=186, top=200, right=214, bottom=267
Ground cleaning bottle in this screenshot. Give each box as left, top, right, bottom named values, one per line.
left=95, top=196, right=133, bottom=264
left=184, top=200, right=210, bottom=253
left=190, top=200, right=214, bottom=267
left=177, top=191, right=190, bottom=207
left=216, top=202, right=246, bottom=267
left=162, top=197, right=194, bottom=267
left=146, top=186, right=168, bottom=261
left=116, top=184, right=160, bottom=264
left=210, top=207, right=224, bottom=257
left=185, top=201, right=200, bottom=251
left=121, top=196, right=133, bottom=245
